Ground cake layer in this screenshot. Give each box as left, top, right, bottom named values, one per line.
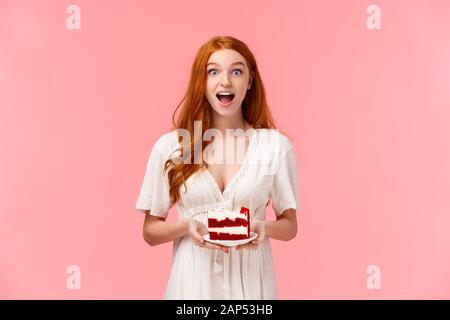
left=208, top=226, right=248, bottom=235
left=209, top=232, right=249, bottom=241
left=208, top=217, right=248, bottom=228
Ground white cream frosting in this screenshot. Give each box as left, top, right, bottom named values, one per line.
left=207, top=207, right=248, bottom=221
left=208, top=226, right=248, bottom=235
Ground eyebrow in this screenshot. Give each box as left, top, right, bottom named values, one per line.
left=206, top=61, right=246, bottom=68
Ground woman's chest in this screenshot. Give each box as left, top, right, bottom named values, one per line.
left=179, top=164, right=273, bottom=211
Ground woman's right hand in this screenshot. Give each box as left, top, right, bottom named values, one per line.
left=187, top=218, right=229, bottom=253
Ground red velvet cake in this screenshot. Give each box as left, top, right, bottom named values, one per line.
left=207, top=206, right=250, bottom=240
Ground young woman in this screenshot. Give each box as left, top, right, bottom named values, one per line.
left=135, top=35, right=300, bottom=299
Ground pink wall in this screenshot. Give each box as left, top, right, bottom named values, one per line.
left=1, top=0, right=449, bottom=299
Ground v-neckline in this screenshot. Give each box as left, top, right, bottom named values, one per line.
left=202, top=129, right=258, bottom=200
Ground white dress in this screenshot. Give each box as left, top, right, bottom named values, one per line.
left=135, top=128, right=300, bottom=299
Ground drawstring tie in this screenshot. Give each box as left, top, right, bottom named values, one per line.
left=213, top=250, right=223, bottom=273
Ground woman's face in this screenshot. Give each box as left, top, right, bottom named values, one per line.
left=205, top=49, right=253, bottom=118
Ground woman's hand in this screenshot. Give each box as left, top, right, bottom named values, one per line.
left=235, top=220, right=266, bottom=251
left=187, top=218, right=230, bottom=253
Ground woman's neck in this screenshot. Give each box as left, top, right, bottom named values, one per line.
left=211, top=112, right=252, bottom=135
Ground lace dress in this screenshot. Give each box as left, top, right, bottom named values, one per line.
left=135, top=128, right=300, bottom=299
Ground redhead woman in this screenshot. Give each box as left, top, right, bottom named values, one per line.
left=135, top=35, right=300, bottom=299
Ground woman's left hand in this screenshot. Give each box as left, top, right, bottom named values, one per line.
left=235, top=220, right=266, bottom=251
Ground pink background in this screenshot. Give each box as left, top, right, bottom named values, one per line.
left=1, top=0, right=450, bottom=299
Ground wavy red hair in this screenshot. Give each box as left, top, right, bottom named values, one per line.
left=165, top=35, right=279, bottom=205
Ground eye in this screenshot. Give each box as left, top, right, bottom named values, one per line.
left=207, top=69, right=218, bottom=76
left=232, top=69, right=243, bottom=76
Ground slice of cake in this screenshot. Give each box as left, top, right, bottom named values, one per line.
left=207, top=206, right=250, bottom=240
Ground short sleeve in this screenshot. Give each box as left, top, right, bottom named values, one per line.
left=269, top=144, right=300, bottom=216
left=135, top=144, right=173, bottom=217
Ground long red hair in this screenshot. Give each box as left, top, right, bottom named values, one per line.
left=165, top=35, right=278, bottom=205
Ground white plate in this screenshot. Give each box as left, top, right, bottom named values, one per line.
left=203, top=232, right=259, bottom=247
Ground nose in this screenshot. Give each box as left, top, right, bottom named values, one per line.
left=219, top=72, right=232, bottom=86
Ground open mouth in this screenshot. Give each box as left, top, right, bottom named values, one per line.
left=216, top=92, right=235, bottom=105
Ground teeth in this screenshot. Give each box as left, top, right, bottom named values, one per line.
left=217, top=92, right=234, bottom=95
